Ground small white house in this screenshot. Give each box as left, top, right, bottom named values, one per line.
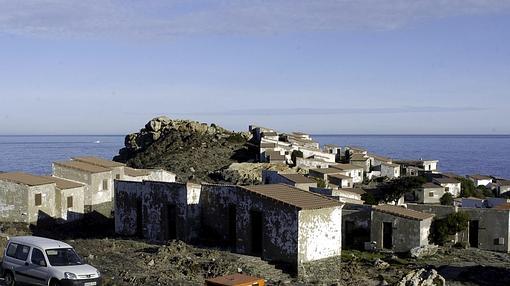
left=468, top=175, right=493, bottom=187
left=380, top=162, right=401, bottom=179
left=413, top=183, right=445, bottom=204
left=330, top=164, right=364, bottom=183
left=432, top=177, right=461, bottom=198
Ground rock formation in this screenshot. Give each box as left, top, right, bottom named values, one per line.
left=114, top=116, right=255, bottom=183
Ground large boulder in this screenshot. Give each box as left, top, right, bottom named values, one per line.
left=398, top=268, right=445, bottom=286
left=410, top=245, right=438, bottom=259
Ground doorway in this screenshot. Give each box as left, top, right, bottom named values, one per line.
left=166, top=204, right=177, bottom=240
left=250, top=210, right=263, bottom=256
left=382, top=222, right=393, bottom=249
left=469, top=220, right=479, bottom=248
left=228, top=204, right=237, bottom=249
left=136, top=199, right=143, bottom=238
left=344, top=221, right=355, bottom=248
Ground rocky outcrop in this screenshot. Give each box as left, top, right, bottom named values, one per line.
left=410, top=245, right=438, bottom=259
left=114, top=116, right=254, bottom=183
left=398, top=268, right=445, bottom=286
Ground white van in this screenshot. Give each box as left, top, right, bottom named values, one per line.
left=1, top=236, right=101, bottom=286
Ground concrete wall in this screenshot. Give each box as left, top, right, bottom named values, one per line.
left=201, top=184, right=300, bottom=266
left=460, top=208, right=510, bottom=253
left=27, top=184, right=57, bottom=223
left=146, top=169, right=176, bottom=182
left=0, top=181, right=29, bottom=223
left=438, top=182, right=461, bottom=197
left=406, top=203, right=457, bottom=219
left=371, top=211, right=432, bottom=253
left=328, top=176, right=352, bottom=188
left=298, top=207, right=342, bottom=263
left=415, top=186, right=445, bottom=204
left=342, top=205, right=371, bottom=249
left=350, top=160, right=370, bottom=173
left=381, top=165, right=400, bottom=179
left=114, top=180, right=198, bottom=242
left=57, top=187, right=85, bottom=221
left=296, top=157, right=330, bottom=169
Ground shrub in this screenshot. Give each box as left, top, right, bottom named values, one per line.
left=380, top=176, right=426, bottom=204
left=430, top=211, right=469, bottom=245
left=314, top=178, right=327, bottom=188
left=440, top=192, right=454, bottom=205
left=361, top=192, right=378, bottom=205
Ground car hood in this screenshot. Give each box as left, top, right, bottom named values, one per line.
left=52, top=264, right=98, bottom=276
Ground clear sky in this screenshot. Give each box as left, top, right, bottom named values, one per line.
left=1, top=1, right=510, bottom=135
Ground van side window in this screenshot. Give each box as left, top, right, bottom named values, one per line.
left=6, top=243, right=30, bottom=261
left=31, top=248, right=46, bottom=266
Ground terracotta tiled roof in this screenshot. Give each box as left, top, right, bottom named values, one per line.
left=421, top=183, right=444, bottom=189
left=72, top=156, right=125, bottom=168
left=243, top=184, right=342, bottom=210
left=468, top=174, right=492, bottom=180
left=373, top=204, right=434, bottom=221
left=279, top=173, right=316, bottom=184
left=494, top=203, right=510, bottom=210
left=0, top=172, right=55, bottom=187
left=41, top=176, right=84, bottom=190
left=54, top=160, right=111, bottom=174
left=433, top=177, right=460, bottom=184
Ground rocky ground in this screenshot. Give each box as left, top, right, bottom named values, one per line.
left=2, top=219, right=510, bottom=286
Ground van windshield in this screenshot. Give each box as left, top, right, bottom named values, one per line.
left=45, top=248, right=83, bottom=266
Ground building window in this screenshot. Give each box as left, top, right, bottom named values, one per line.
left=34, top=193, right=42, bottom=206
left=67, top=196, right=73, bottom=208
left=358, top=171, right=362, bottom=176
left=428, top=191, right=434, bottom=197
left=102, top=179, right=109, bottom=191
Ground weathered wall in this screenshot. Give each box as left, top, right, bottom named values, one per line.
left=328, top=176, right=352, bottom=188
left=406, top=203, right=457, bottom=219
left=459, top=208, right=510, bottom=253
left=298, top=207, right=342, bottom=263
left=371, top=211, right=431, bottom=253
left=350, top=159, right=370, bottom=173
left=439, top=183, right=461, bottom=197
left=201, top=184, right=300, bottom=266
left=115, top=180, right=144, bottom=236
left=381, top=165, right=400, bottom=179
left=27, top=184, right=57, bottom=223
left=147, top=169, right=176, bottom=182
left=415, top=186, right=445, bottom=204
left=342, top=205, right=371, bottom=249
left=57, top=186, right=85, bottom=221
left=296, top=157, right=330, bottom=169
left=0, top=181, right=29, bottom=223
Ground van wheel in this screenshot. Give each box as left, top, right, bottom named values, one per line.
left=49, top=279, right=61, bottom=286
left=4, top=271, right=15, bottom=286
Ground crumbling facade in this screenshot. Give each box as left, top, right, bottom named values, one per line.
left=115, top=182, right=343, bottom=270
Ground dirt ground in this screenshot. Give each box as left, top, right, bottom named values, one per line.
left=1, top=221, right=510, bottom=286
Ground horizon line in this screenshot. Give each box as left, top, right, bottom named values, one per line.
left=1, top=133, right=510, bottom=137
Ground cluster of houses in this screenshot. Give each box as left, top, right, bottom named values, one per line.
left=0, top=157, right=175, bottom=223
left=112, top=126, right=510, bottom=273
left=2, top=126, right=510, bottom=274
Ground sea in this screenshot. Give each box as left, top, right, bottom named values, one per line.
left=0, top=135, right=509, bottom=179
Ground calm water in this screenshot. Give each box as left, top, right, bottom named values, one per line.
left=0, top=135, right=124, bottom=175
left=0, top=135, right=509, bottom=179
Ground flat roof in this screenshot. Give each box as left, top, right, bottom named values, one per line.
left=205, top=274, right=263, bottom=286
left=124, top=167, right=150, bottom=177
left=328, top=173, right=352, bottom=180
left=433, top=177, right=460, bottom=184
left=8, top=236, right=72, bottom=250
left=41, top=176, right=84, bottom=190
left=243, top=184, right=342, bottom=210
left=72, top=156, right=125, bottom=168
left=0, top=172, right=55, bottom=187
left=309, top=168, right=345, bottom=174
left=337, top=188, right=366, bottom=195
left=53, top=160, right=111, bottom=174
left=468, top=174, right=492, bottom=180
left=373, top=205, right=434, bottom=221
left=330, top=163, right=363, bottom=170
left=279, top=173, right=316, bottom=184
left=421, top=183, right=444, bottom=189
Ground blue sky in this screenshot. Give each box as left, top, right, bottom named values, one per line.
left=1, top=0, right=510, bottom=135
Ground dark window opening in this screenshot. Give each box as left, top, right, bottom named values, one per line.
left=250, top=210, right=263, bottom=256
left=382, top=222, right=393, bottom=249
left=35, top=193, right=42, bottom=206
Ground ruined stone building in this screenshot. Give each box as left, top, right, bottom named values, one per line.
left=370, top=204, right=434, bottom=252
left=115, top=181, right=343, bottom=271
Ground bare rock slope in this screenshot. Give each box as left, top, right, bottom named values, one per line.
left=113, top=116, right=256, bottom=183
